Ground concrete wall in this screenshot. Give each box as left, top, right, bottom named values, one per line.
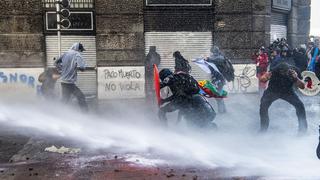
left=0, top=0, right=311, bottom=67
left=0, top=0, right=45, bottom=68
left=214, top=0, right=259, bottom=64
left=95, top=0, right=145, bottom=67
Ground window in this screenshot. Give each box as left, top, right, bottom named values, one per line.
left=146, top=0, right=212, bottom=6
left=42, top=0, right=94, bottom=9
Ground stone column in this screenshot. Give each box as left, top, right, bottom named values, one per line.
left=288, top=0, right=311, bottom=47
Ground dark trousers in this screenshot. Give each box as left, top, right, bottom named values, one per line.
left=61, top=83, right=88, bottom=112
left=259, top=90, right=307, bottom=133
left=158, top=99, right=183, bottom=126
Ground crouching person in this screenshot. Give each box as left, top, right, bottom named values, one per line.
left=259, top=62, right=307, bottom=134
left=158, top=68, right=216, bottom=128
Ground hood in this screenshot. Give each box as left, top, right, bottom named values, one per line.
left=210, top=46, right=220, bottom=54
left=210, top=46, right=224, bottom=59
left=70, top=42, right=85, bottom=52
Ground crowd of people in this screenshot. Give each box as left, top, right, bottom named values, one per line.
left=252, top=38, right=320, bottom=94
left=158, top=38, right=320, bottom=134
left=158, top=48, right=234, bottom=129
left=37, top=39, right=320, bottom=135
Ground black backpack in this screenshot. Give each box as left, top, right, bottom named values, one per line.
left=211, top=56, right=235, bottom=82
left=173, top=73, right=199, bottom=96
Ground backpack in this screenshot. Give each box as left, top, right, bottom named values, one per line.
left=174, top=73, right=199, bottom=96
left=211, top=57, right=234, bottom=82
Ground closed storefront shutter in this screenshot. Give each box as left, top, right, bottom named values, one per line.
left=270, top=11, right=288, bottom=43
left=144, top=10, right=213, bottom=32
left=145, top=32, right=212, bottom=80
left=45, top=36, right=97, bottom=96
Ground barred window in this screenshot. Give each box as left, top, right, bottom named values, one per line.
left=42, top=0, right=94, bottom=9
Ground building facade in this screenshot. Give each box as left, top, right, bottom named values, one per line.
left=0, top=0, right=311, bottom=99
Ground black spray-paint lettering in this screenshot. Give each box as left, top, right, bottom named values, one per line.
left=105, top=83, right=117, bottom=91
left=119, top=82, right=141, bottom=91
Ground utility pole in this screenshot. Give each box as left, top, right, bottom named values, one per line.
left=55, top=0, right=71, bottom=57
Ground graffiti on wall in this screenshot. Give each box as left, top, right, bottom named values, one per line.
left=0, top=68, right=43, bottom=96
left=98, top=67, right=145, bottom=99
left=226, top=64, right=258, bottom=93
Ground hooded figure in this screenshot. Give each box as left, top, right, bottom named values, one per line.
left=174, top=51, right=191, bottom=73
left=207, top=46, right=234, bottom=82
left=158, top=68, right=216, bottom=128
left=145, top=46, right=161, bottom=102
left=55, top=42, right=88, bottom=112
left=145, top=46, right=161, bottom=72
left=206, top=46, right=234, bottom=113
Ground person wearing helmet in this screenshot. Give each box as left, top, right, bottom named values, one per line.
left=259, top=62, right=307, bottom=134
left=158, top=69, right=199, bottom=125
left=158, top=68, right=216, bottom=127
left=293, top=46, right=308, bottom=72
left=55, top=42, right=88, bottom=112
left=269, top=47, right=282, bottom=70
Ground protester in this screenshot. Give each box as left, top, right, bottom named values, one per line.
left=306, top=40, right=320, bottom=78
left=293, top=46, right=308, bottom=73
left=55, top=42, right=88, bottom=112
left=38, top=67, right=60, bottom=99
left=158, top=68, right=216, bottom=128
left=145, top=46, right=161, bottom=103
left=206, top=46, right=234, bottom=113
left=317, top=126, right=320, bottom=159
left=259, top=62, right=307, bottom=134
left=255, top=47, right=269, bottom=95
left=269, top=48, right=282, bottom=70
left=173, top=51, right=191, bottom=74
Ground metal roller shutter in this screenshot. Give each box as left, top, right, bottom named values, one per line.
left=144, top=10, right=213, bottom=32
left=271, top=11, right=288, bottom=25
left=270, top=11, right=288, bottom=43
left=270, top=25, right=287, bottom=43
left=45, top=36, right=96, bottom=67
left=76, top=70, right=96, bottom=95
left=145, top=32, right=212, bottom=81
left=45, top=36, right=97, bottom=96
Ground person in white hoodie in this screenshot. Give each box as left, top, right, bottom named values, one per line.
left=55, top=42, right=88, bottom=112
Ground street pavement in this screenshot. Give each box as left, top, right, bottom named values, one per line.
left=0, top=92, right=319, bottom=179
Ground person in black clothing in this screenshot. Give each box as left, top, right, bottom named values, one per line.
left=259, top=62, right=307, bottom=134
left=145, top=46, right=161, bottom=103
left=317, top=126, right=320, bottom=159
left=158, top=68, right=216, bottom=128
left=206, top=46, right=234, bottom=113
left=293, top=47, right=308, bottom=73
left=173, top=51, right=191, bottom=74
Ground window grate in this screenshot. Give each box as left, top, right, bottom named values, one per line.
left=42, top=0, right=94, bottom=9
